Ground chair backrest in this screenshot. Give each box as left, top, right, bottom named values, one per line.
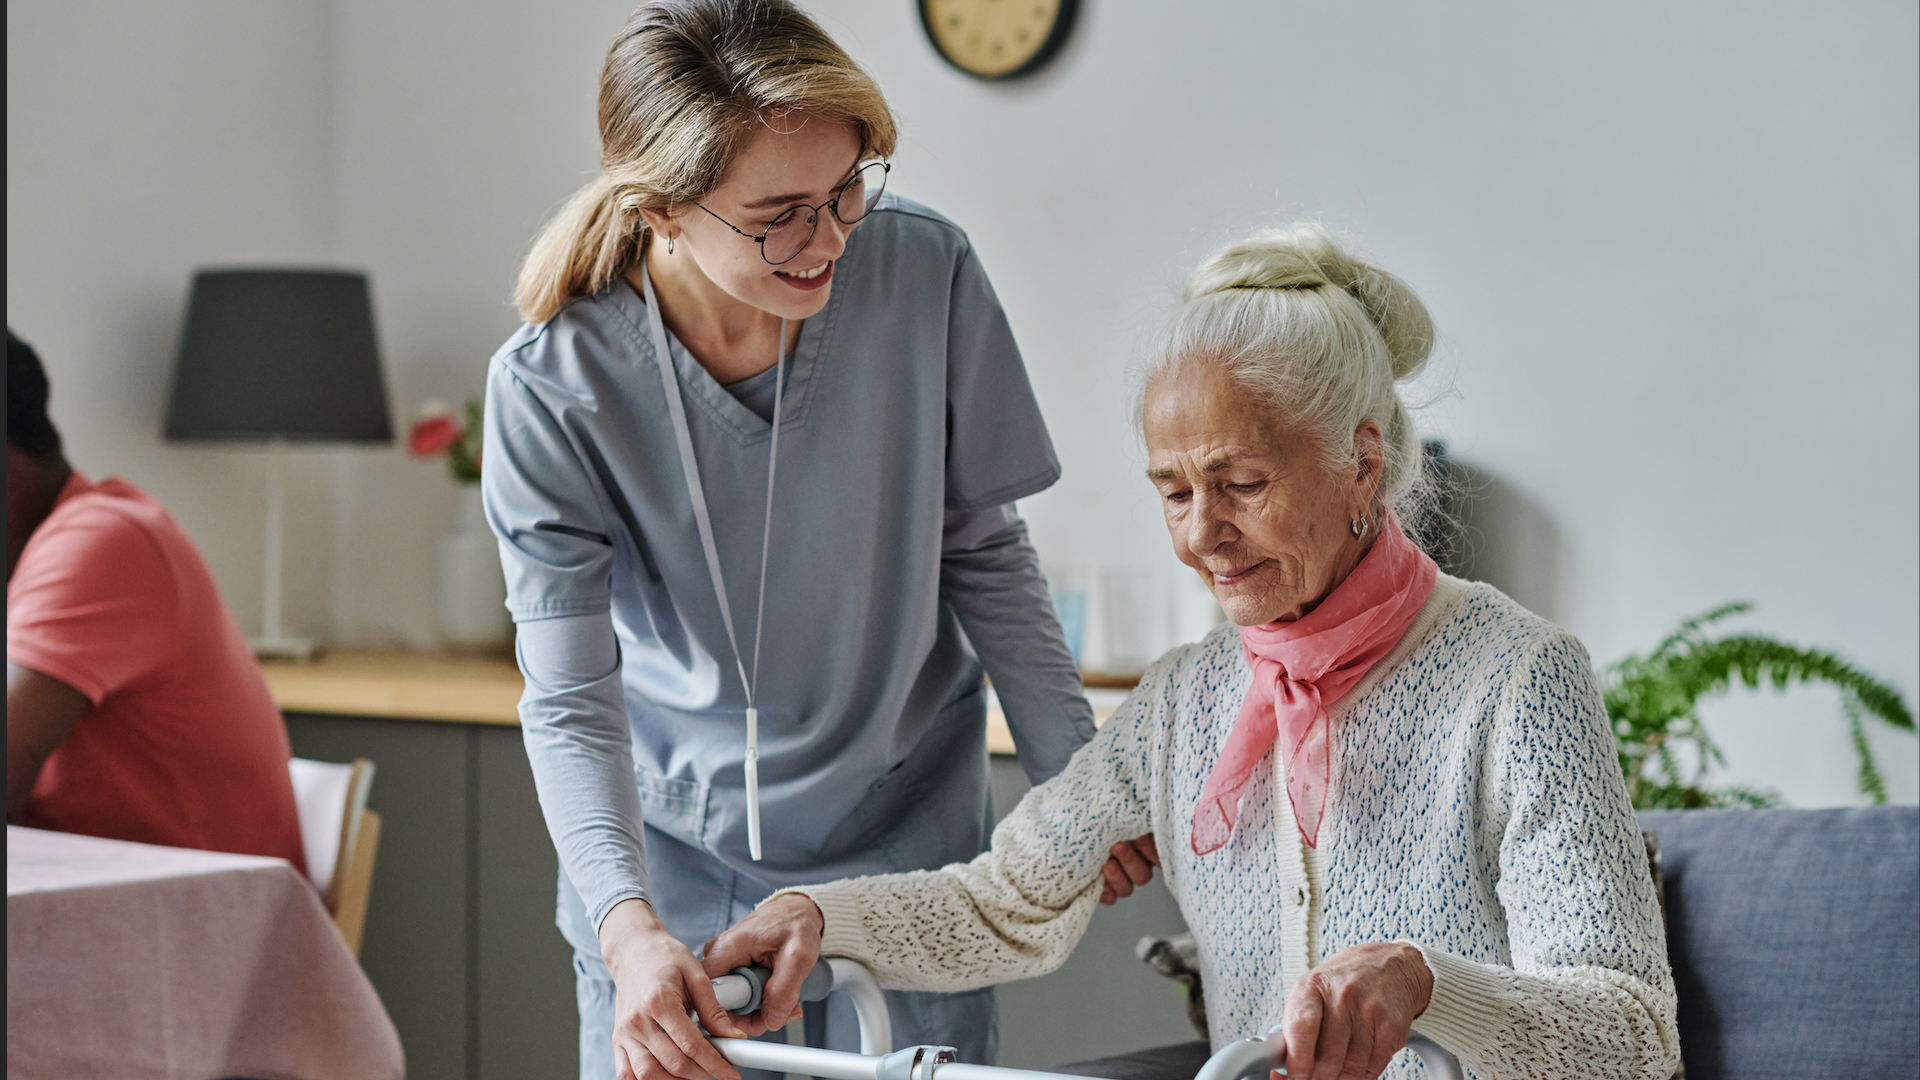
left=1638, top=807, right=1919, bottom=1080
left=286, top=757, right=376, bottom=914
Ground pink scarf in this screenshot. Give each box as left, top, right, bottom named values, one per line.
left=1190, top=512, right=1437, bottom=854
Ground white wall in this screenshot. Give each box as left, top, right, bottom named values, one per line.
left=794, top=0, right=1920, bottom=807
left=9, top=1, right=1915, bottom=806
left=7, top=0, right=344, bottom=646
left=322, top=0, right=634, bottom=642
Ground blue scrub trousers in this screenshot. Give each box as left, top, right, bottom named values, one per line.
left=558, top=825, right=997, bottom=1080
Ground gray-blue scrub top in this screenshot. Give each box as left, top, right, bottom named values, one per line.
left=483, top=194, right=1097, bottom=933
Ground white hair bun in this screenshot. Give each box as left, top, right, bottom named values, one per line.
left=1184, top=224, right=1434, bottom=381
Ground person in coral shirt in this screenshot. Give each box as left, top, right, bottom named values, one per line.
left=5, top=329, right=305, bottom=873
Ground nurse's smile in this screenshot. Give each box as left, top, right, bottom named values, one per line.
left=774, top=260, right=834, bottom=290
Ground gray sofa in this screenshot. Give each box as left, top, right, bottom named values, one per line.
left=1637, top=806, right=1918, bottom=1080
left=1059, top=806, right=1919, bottom=1079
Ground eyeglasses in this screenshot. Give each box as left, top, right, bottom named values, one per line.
left=693, top=161, right=890, bottom=266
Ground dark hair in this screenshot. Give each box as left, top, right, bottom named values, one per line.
left=8, top=329, right=64, bottom=460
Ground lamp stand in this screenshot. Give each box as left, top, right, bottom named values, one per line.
left=253, top=437, right=315, bottom=660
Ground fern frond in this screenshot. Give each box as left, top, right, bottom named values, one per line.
left=1846, top=700, right=1889, bottom=804
left=1713, top=785, right=1783, bottom=809
left=1648, top=601, right=1753, bottom=660
left=1603, top=603, right=1914, bottom=809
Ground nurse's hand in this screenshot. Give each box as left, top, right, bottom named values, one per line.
left=599, top=897, right=746, bottom=1080
left=1099, top=834, right=1161, bottom=905
left=700, top=893, right=825, bottom=1037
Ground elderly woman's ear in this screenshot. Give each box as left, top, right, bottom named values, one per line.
left=1349, top=419, right=1386, bottom=524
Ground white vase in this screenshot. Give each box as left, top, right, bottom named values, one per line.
left=436, top=486, right=510, bottom=651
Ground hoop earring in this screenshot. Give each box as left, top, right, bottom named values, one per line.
left=1351, top=515, right=1369, bottom=539
left=666, top=233, right=675, bottom=255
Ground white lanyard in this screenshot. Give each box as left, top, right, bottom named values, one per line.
left=639, top=262, right=787, bottom=862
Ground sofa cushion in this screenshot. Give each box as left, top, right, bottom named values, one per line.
left=1637, top=807, right=1919, bottom=1080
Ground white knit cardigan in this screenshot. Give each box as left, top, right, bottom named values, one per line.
left=783, top=575, right=1681, bottom=1080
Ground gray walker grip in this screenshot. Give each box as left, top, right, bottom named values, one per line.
left=723, top=965, right=769, bottom=1016
left=719, top=961, right=837, bottom=1015
left=711, top=956, right=892, bottom=1056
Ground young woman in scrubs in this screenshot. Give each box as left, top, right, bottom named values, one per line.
left=483, top=3, right=1157, bottom=1078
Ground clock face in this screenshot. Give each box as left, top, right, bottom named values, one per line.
left=920, top=0, right=1078, bottom=80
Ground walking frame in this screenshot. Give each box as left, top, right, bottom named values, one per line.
left=710, top=958, right=1464, bottom=1080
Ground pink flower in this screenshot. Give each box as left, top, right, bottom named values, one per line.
left=408, top=412, right=462, bottom=458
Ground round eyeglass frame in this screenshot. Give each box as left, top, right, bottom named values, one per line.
left=691, top=161, right=890, bottom=266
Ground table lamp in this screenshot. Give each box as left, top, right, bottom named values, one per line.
left=164, top=269, right=392, bottom=659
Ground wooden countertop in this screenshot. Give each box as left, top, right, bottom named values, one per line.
left=262, top=648, right=525, bottom=727
left=263, top=648, right=1135, bottom=754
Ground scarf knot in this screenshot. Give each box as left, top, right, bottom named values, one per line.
left=1190, top=513, right=1437, bottom=854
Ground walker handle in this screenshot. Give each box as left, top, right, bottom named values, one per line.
left=711, top=960, right=834, bottom=1014
left=709, top=956, right=893, bottom=1056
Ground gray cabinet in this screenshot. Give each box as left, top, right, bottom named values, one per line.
left=285, top=713, right=577, bottom=1080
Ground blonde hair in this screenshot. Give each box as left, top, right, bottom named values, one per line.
left=1141, top=223, right=1436, bottom=517
left=514, top=0, right=897, bottom=324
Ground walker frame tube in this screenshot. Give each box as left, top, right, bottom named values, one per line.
left=710, top=959, right=1463, bottom=1080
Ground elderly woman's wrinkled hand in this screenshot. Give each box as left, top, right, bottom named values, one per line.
left=1280, top=941, right=1434, bottom=1080
left=700, top=893, right=826, bottom=1037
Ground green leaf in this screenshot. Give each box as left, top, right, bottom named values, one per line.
left=1847, top=699, right=1889, bottom=805
left=1604, top=603, right=1913, bottom=809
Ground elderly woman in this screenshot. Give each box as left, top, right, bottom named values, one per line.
left=705, top=225, right=1681, bottom=1080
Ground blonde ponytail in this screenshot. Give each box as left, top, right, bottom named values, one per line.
left=516, top=176, right=641, bottom=327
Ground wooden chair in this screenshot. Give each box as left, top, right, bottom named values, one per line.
left=288, top=757, right=382, bottom=958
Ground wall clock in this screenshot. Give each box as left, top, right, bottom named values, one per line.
left=919, top=0, right=1079, bottom=81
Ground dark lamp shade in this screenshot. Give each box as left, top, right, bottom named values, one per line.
left=164, top=269, right=393, bottom=443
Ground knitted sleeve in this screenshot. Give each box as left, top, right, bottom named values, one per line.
left=1410, top=630, right=1682, bottom=1080
left=771, top=661, right=1164, bottom=993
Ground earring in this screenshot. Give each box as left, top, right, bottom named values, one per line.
left=666, top=233, right=675, bottom=255
left=1351, top=515, right=1368, bottom=539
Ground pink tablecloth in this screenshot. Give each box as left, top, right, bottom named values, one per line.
left=6, top=826, right=404, bottom=1080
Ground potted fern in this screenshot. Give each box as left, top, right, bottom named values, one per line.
left=1604, top=603, right=1915, bottom=809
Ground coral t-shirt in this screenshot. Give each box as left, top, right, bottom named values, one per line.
left=6, top=473, right=306, bottom=874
